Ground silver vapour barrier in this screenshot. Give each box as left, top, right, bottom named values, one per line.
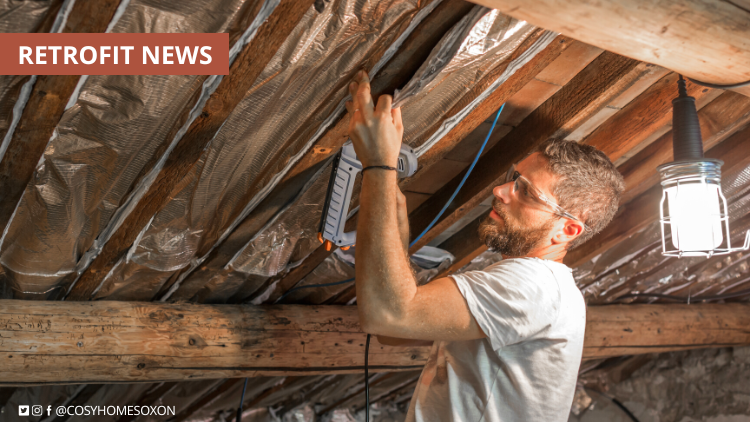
left=0, top=0, right=263, bottom=299
left=90, top=0, right=429, bottom=301
left=574, top=154, right=750, bottom=305
left=185, top=8, right=553, bottom=304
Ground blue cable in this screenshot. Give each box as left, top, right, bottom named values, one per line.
left=409, top=103, right=504, bottom=249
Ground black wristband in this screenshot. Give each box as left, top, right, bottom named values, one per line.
left=362, top=165, right=397, bottom=173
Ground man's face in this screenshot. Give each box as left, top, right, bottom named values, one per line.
left=478, top=153, right=560, bottom=257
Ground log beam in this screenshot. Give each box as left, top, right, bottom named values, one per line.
left=1, top=300, right=750, bottom=385
left=468, top=0, right=750, bottom=97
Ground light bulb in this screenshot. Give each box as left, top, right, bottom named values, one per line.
left=666, top=181, right=723, bottom=253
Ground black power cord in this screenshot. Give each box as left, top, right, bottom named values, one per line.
left=235, top=378, right=249, bottom=422
left=688, top=77, right=750, bottom=90
left=584, top=387, right=640, bottom=422
left=365, top=333, right=371, bottom=421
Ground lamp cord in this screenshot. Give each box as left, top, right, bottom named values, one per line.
left=365, top=333, right=371, bottom=421
left=688, top=77, right=750, bottom=90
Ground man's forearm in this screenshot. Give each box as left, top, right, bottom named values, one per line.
left=356, top=170, right=417, bottom=331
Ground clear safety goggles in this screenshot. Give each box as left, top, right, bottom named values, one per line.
left=504, top=165, right=590, bottom=232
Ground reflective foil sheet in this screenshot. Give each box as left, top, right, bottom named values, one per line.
left=93, top=0, right=424, bottom=301
left=0, top=0, right=259, bottom=299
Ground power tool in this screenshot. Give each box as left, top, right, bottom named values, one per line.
left=317, top=141, right=418, bottom=251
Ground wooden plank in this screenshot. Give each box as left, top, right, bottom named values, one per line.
left=0, top=0, right=121, bottom=234
left=160, top=0, right=475, bottom=302
left=0, top=301, right=428, bottom=385
left=65, top=0, right=316, bottom=301
left=618, top=91, right=750, bottom=205
left=203, top=30, right=574, bottom=304
left=468, top=0, right=750, bottom=97
left=565, top=122, right=750, bottom=268
left=1, top=300, right=749, bottom=384
left=583, top=72, right=716, bottom=164
left=407, top=53, right=655, bottom=252
left=584, top=304, right=750, bottom=359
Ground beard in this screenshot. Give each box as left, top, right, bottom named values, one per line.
left=478, top=202, right=554, bottom=257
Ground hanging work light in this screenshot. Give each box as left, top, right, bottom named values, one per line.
left=657, top=76, right=750, bottom=257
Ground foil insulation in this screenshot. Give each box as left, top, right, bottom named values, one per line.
left=182, top=8, right=553, bottom=303
left=95, top=0, right=430, bottom=301
left=574, top=153, right=750, bottom=305
left=0, top=0, right=261, bottom=299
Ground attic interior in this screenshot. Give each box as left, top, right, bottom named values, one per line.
left=1, top=0, right=750, bottom=421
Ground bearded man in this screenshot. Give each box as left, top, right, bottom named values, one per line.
left=345, top=70, right=624, bottom=421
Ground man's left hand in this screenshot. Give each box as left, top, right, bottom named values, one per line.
left=345, top=70, right=404, bottom=168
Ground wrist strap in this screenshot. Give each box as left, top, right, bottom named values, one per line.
left=362, top=165, right=397, bottom=173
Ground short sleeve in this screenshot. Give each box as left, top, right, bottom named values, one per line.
left=451, top=259, right=561, bottom=351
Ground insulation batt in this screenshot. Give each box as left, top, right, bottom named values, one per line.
left=181, top=7, right=552, bottom=304
left=0, top=0, right=259, bottom=299
left=574, top=154, right=750, bottom=305
left=91, top=0, right=424, bottom=301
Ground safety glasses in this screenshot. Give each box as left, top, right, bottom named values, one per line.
left=505, top=165, right=590, bottom=232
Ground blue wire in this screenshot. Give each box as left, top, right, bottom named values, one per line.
left=409, top=104, right=505, bottom=249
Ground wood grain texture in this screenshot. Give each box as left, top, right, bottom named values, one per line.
left=584, top=304, right=750, bottom=359
left=65, top=0, right=316, bottom=301
left=1, top=300, right=749, bottom=384
left=407, top=53, right=654, bottom=252
left=0, top=0, right=121, bottom=234
left=468, top=0, right=750, bottom=97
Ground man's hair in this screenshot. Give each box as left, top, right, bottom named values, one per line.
left=537, top=139, right=625, bottom=249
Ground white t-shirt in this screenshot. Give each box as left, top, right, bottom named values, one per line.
left=405, top=257, right=586, bottom=422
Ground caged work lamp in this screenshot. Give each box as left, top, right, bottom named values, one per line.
left=657, top=76, right=750, bottom=257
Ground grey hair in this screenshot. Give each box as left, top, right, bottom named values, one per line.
left=537, top=139, right=625, bottom=249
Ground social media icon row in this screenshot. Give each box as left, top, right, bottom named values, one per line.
left=18, top=405, right=44, bottom=416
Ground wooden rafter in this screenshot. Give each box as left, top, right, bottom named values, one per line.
left=0, top=0, right=122, bottom=234
left=2, top=300, right=750, bottom=385
left=65, top=0, right=317, bottom=301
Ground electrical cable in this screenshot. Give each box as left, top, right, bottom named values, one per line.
left=409, top=104, right=505, bottom=249
left=584, top=387, right=640, bottom=422
left=687, top=77, right=750, bottom=90
left=235, top=377, right=248, bottom=422
left=614, top=288, right=750, bottom=304
left=365, top=333, right=371, bottom=422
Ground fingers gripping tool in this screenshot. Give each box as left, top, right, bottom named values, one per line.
left=317, top=141, right=418, bottom=251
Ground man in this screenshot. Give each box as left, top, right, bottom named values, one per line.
left=345, top=70, right=624, bottom=421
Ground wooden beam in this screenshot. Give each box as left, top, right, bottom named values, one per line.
left=565, top=121, right=750, bottom=268
left=584, top=304, right=750, bottom=359
left=407, top=53, right=654, bottom=252
left=1, top=300, right=750, bottom=385
left=159, top=0, right=473, bottom=302
left=0, top=0, right=121, bottom=234
left=583, top=72, right=716, bottom=164
left=65, top=0, right=316, bottom=301
left=468, top=0, right=750, bottom=97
